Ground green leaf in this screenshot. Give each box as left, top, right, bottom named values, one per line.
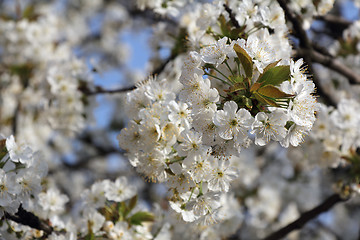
left=233, top=44, right=253, bottom=78
left=257, top=85, right=293, bottom=99
left=263, top=59, right=282, bottom=73
left=257, top=65, right=290, bottom=86
left=228, top=75, right=244, bottom=84
left=84, top=233, right=95, bottom=240
left=129, top=212, right=155, bottom=226
left=257, top=60, right=281, bottom=83
left=118, top=202, right=126, bottom=217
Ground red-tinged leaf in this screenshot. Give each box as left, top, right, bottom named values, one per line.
left=250, top=82, right=262, bottom=92
left=257, top=85, right=294, bottom=99
left=253, top=92, right=279, bottom=107
left=234, top=44, right=253, bottom=78
left=0, top=139, right=5, bottom=149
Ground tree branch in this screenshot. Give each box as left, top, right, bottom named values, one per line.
left=315, top=15, right=352, bottom=30
left=4, top=206, right=53, bottom=236
left=277, top=0, right=338, bottom=107
left=277, top=0, right=311, bottom=49
left=277, top=0, right=360, bottom=86
left=262, top=194, right=345, bottom=240
left=81, top=85, right=136, bottom=96
left=303, top=49, right=360, bottom=84
left=223, top=3, right=241, bottom=28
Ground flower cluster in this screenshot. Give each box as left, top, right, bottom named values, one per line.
left=118, top=35, right=317, bottom=223
left=182, top=37, right=318, bottom=149
left=0, top=135, right=47, bottom=218
left=118, top=77, right=238, bottom=223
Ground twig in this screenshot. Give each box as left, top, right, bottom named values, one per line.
left=83, top=53, right=175, bottom=95
left=311, top=42, right=333, bottom=57
left=81, top=85, right=136, bottom=95
left=12, top=103, right=20, bottom=136
left=262, top=194, right=345, bottom=240
left=315, top=15, right=352, bottom=29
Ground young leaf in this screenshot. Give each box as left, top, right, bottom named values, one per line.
left=22, top=5, right=36, bottom=20
left=257, top=85, right=293, bottom=99
left=228, top=82, right=246, bottom=93
left=253, top=92, right=279, bottom=107
left=263, top=59, right=282, bottom=74
left=0, top=139, right=5, bottom=149
left=129, top=211, right=155, bottom=226
left=127, top=195, right=138, bottom=214
left=234, top=44, right=253, bottom=78
left=0, top=140, right=7, bottom=163
left=84, top=233, right=95, bottom=240
left=242, top=96, right=253, bottom=110
left=250, top=82, right=262, bottom=92
left=257, top=65, right=290, bottom=86
left=219, top=15, right=231, bottom=36
left=228, top=75, right=244, bottom=84
left=229, top=27, right=244, bottom=39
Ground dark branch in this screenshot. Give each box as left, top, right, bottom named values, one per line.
left=278, top=0, right=360, bottom=87
left=262, top=194, right=345, bottom=240
left=81, top=85, right=136, bottom=96
left=277, top=0, right=339, bottom=107
left=4, top=206, right=53, bottom=236
left=277, top=0, right=311, bottom=49
left=315, top=15, right=352, bottom=30
left=223, top=4, right=241, bottom=28
left=297, top=48, right=360, bottom=84
left=12, top=103, right=20, bottom=136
